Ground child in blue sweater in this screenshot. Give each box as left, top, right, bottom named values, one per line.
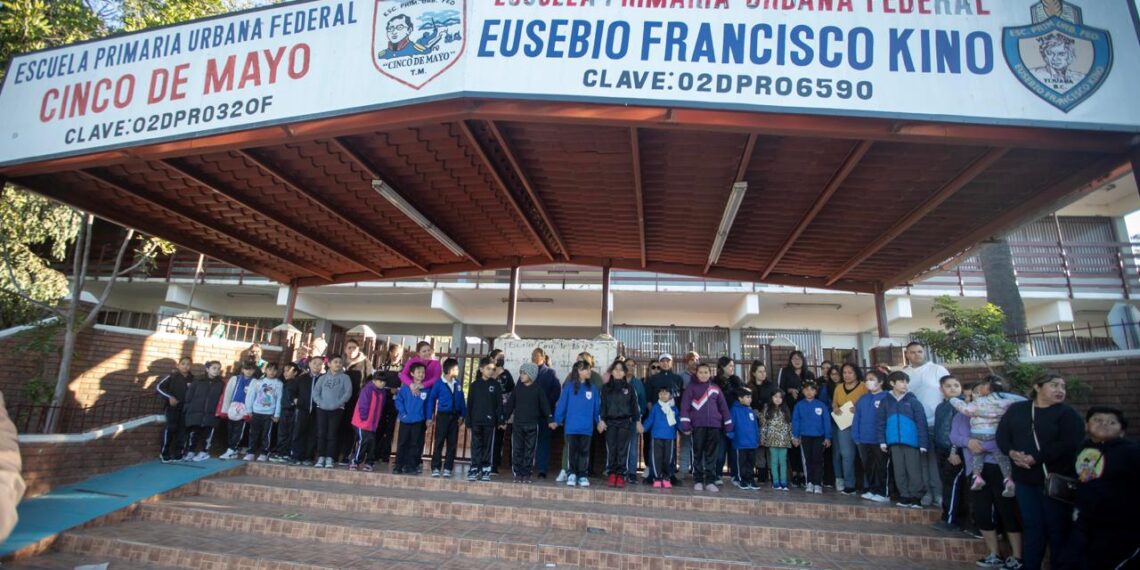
left=728, top=389, right=761, bottom=490
left=876, top=371, right=929, bottom=509
left=427, top=358, right=466, bottom=478
left=851, top=370, right=890, bottom=503
left=553, top=361, right=602, bottom=488
left=393, top=363, right=429, bottom=475
left=642, top=386, right=678, bottom=488
left=791, top=381, right=832, bottom=494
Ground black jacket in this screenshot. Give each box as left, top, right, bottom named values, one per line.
left=287, top=372, right=320, bottom=413
left=996, top=401, right=1085, bottom=486
left=155, top=371, right=193, bottom=408
left=776, top=367, right=814, bottom=402
left=600, top=379, right=639, bottom=421
left=647, top=371, right=684, bottom=408
left=506, top=381, right=552, bottom=425
left=1073, top=437, right=1140, bottom=569
left=496, top=370, right=515, bottom=405
left=182, top=376, right=224, bottom=427
left=748, top=380, right=778, bottom=412
left=715, top=374, right=745, bottom=407
left=465, top=376, right=502, bottom=426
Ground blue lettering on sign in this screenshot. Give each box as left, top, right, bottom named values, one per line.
left=478, top=19, right=992, bottom=76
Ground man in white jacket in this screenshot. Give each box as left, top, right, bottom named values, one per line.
left=902, top=342, right=950, bottom=507
left=0, top=391, right=24, bottom=542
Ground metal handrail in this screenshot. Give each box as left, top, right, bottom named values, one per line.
left=8, top=393, right=165, bottom=435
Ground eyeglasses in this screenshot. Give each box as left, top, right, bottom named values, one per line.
left=387, top=24, right=408, bottom=32
left=649, top=366, right=660, bottom=371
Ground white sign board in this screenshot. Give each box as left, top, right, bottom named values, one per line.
left=1, top=0, right=1138, bottom=167
left=498, top=337, right=618, bottom=385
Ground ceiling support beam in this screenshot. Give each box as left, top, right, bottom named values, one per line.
left=885, top=156, right=1131, bottom=289
left=236, top=149, right=427, bottom=273
left=329, top=137, right=481, bottom=267
left=761, top=140, right=873, bottom=280
left=157, top=159, right=383, bottom=280
left=825, top=147, right=1008, bottom=286
left=704, top=134, right=758, bottom=274
left=456, top=121, right=555, bottom=261
left=76, top=169, right=331, bottom=282
left=485, top=121, right=570, bottom=261
left=630, top=128, right=647, bottom=268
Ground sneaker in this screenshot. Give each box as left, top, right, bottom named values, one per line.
left=242, top=453, right=255, bottom=461
left=836, top=478, right=845, bottom=490
left=662, top=480, right=672, bottom=489
left=920, top=494, right=934, bottom=507
left=653, top=480, right=663, bottom=488
left=1003, top=557, right=1024, bottom=570
left=963, top=527, right=984, bottom=539
left=442, top=469, right=452, bottom=478
left=578, top=477, right=590, bottom=487
left=555, top=469, right=568, bottom=482
left=480, top=470, right=492, bottom=482
left=615, top=476, right=626, bottom=488
left=813, top=486, right=822, bottom=495
left=897, top=499, right=913, bottom=508
left=219, top=448, right=237, bottom=460
left=363, top=464, right=374, bottom=472
left=567, top=474, right=578, bottom=486
left=182, top=452, right=195, bottom=461
left=512, top=475, right=521, bottom=483
left=971, top=474, right=986, bottom=491
left=976, top=554, right=1004, bottom=568
left=694, top=483, right=704, bottom=492
left=193, top=451, right=210, bottom=462
left=909, top=502, right=923, bottom=509
left=325, top=457, right=336, bottom=469
left=870, top=494, right=890, bottom=503
left=538, top=473, right=547, bottom=479
left=731, top=479, right=742, bottom=488
left=749, top=483, right=763, bottom=490
left=706, top=483, right=719, bottom=493
left=431, top=469, right=441, bottom=478
left=781, top=484, right=790, bottom=491
left=348, top=463, right=359, bottom=471
left=257, top=454, right=268, bottom=462
left=467, top=468, right=479, bottom=481
left=607, top=474, right=618, bottom=487
left=301, top=460, right=314, bottom=467
left=861, top=491, right=875, bottom=500
left=841, top=488, right=856, bottom=496
left=932, top=521, right=958, bottom=533
left=1002, top=479, right=1016, bottom=498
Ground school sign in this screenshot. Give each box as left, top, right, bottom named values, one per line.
left=1, top=0, right=1138, bottom=166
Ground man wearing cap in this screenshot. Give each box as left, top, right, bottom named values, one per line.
left=647, top=354, right=686, bottom=483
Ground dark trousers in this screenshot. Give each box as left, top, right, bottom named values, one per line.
left=604, top=418, right=633, bottom=476
left=493, top=426, right=508, bottom=472
left=315, top=409, right=343, bottom=458
left=566, top=434, right=591, bottom=478
left=512, top=423, right=540, bottom=477
left=273, top=408, right=295, bottom=456
left=376, top=411, right=397, bottom=463
left=715, top=431, right=731, bottom=480
left=351, top=428, right=376, bottom=466
left=470, top=424, right=496, bottom=472
left=535, top=421, right=553, bottom=475
left=691, top=427, right=721, bottom=485
left=735, top=448, right=757, bottom=486
left=858, top=443, right=889, bottom=496
left=431, top=412, right=460, bottom=471
left=161, top=406, right=185, bottom=460
left=937, top=449, right=969, bottom=527
left=291, top=408, right=316, bottom=462
left=226, top=419, right=248, bottom=451
left=395, top=421, right=426, bottom=470
left=800, top=436, right=825, bottom=486
left=248, top=413, right=275, bottom=455
left=649, top=438, right=676, bottom=481
left=184, top=425, right=214, bottom=454
left=338, top=393, right=359, bottom=461
left=1016, top=483, right=1074, bottom=570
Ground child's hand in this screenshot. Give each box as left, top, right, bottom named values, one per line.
left=636, top=422, right=644, bottom=434
left=920, top=447, right=928, bottom=453
left=948, top=453, right=961, bottom=466
left=823, top=439, right=831, bottom=448
left=597, top=420, right=607, bottom=433
left=548, top=422, right=558, bottom=430
left=792, top=438, right=800, bottom=447
left=879, top=444, right=888, bottom=453
left=272, top=417, right=279, bottom=423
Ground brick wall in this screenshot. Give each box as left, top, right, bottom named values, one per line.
left=19, top=422, right=165, bottom=496
left=0, top=324, right=282, bottom=408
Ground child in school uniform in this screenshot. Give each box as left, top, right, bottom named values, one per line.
left=728, top=388, right=761, bottom=490
left=760, top=391, right=793, bottom=490
left=218, top=362, right=257, bottom=460
left=466, top=356, right=502, bottom=481
left=350, top=371, right=392, bottom=471
left=182, top=361, right=225, bottom=461
left=791, top=381, right=832, bottom=494
left=394, top=362, right=430, bottom=474
left=641, top=385, right=678, bottom=488
left=851, top=370, right=890, bottom=503
left=554, top=360, right=602, bottom=488
left=244, top=362, right=283, bottom=461
left=600, top=360, right=642, bottom=488
left=427, top=358, right=466, bottom=478
left=506, top=362, right=555, bottom=484
left=271, top=363, right=301, bottom=462
left=877, top=371, right=929, bottom=509
left=680, top=363, right=734, bottom=492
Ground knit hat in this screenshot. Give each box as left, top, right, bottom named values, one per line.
left=520, top=362, right=539, bottom=381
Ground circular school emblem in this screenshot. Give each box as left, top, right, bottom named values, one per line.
left=815, top=408, right=823, bottom=416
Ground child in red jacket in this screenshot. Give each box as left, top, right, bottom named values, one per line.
left=349, top=372, right=398, bottom=471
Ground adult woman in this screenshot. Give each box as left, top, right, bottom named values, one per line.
left=531, top=347, right=562, bottom=478
left=400, top=341, right=442, bottom=389
left=340, top=339, right=373, bottom=462
left=747, top=360, right=774, bottom=482
left=776, top=351, right=814, bottom=402
left=996, top=374, right=1085, bottom=570
left=489, top=349, right=514, bottom=474
left=714, top=356, right=744, bottom=482
left=831, top=363, right=866, bottom=495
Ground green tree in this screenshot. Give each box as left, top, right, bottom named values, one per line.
left=912, top=295, right=1019, bottom=372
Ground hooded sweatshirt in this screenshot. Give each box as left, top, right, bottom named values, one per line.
left=312, top=371, right=352, bottom=411
left=642, top=400, right=678, bottom=441
left=727, top=402, right=760, bottom=450
left=554, top=379, right=601, bottom=436
left=246, top=376, right=283, bottom=417
left=352, top=381, right=388, bottom=432
left=679, top=380, right=733, bottom=433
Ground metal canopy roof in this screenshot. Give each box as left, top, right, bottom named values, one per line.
left=2, top=98, right=1134, bottom=293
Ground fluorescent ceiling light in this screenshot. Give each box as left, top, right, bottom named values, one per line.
left=372, top=180, right=471, bottom=259
left=784, top=302, right=843, bottom=310
left=706, top=181, right=748, bottom=270
left=501, top=297, right=554, bottom=303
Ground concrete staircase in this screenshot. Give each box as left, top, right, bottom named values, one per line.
left=10, top=462, right=986, bottom=569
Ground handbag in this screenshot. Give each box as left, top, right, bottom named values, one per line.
left=1031, top=405, right=1078, bottom=504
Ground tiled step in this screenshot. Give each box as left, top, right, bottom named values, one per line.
left=245, top=461, right=941, bottom=525
left=1, top=551, right=183, bottom=569
left=197, top=474, right=986, bottom=563
left=135, top=498, right=976, bottom=570
left=55, top=521, right=565, bottom=570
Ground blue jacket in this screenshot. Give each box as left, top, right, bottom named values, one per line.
left=536, top=365, right=561, bottom=409
left=877, top=392, right=929, bottom=449
left=554, top=380, right=601, bottom=436
left=426, top=377, right=466, bottom=418
left=727, top=402, right=760, bottom=450
left=851, top=391, right=888, bottom=445
left=791, top=398, right=832, bottom=439
left=641, top=401, right=678, bottom=441
left=395, top=385, right=429, bottom=424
